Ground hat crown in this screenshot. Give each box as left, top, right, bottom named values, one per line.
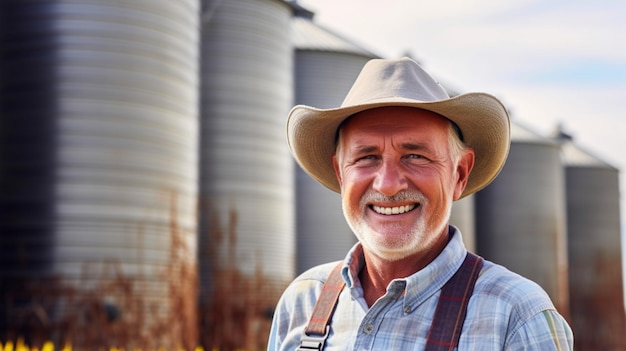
left=342, top=57, right=450, bottom=106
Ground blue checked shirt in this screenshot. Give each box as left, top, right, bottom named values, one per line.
left=268, top=226, right=573, bottom=350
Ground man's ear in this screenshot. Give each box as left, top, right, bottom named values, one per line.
left=453, top=149, right=475, bottom=200
left=332, top=154, right=343, bottom=188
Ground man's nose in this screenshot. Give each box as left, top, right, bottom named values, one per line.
left=372, top=160, right=408, bottom=196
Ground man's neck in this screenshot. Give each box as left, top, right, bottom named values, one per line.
left=358, top=228, right=451, bottom=307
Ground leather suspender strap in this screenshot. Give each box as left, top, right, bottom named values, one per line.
left=298, top=252, right=483, bottom=351
left=425, top=252, right=484, bottom=351
left=298, top=262, right=346, bottom=351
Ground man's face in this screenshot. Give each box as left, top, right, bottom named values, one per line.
left=332, top=107, right=473, bottom=261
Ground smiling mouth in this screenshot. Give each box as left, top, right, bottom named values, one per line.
left=371, top=204, right=417, bottom=215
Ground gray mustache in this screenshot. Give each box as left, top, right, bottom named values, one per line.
left=360, top=191, right=426, bottom=205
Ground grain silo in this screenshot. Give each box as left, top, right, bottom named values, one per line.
left=198, top=0, right=293, bottom=349
left=291, top=4, right=378, bottom=274
left=0, top=1, right=200, bottom=348
left=554, top=128, right=626, bottom=350
left=475, top=120, right=569, bottom=315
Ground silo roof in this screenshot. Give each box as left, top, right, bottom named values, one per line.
left=551, top=125, right=617, bottom=169
left=291, top=15, right=379, bottom=57
left=511, top=120, right=559, bottom=146
left=560, top=139, right=617, bottom=169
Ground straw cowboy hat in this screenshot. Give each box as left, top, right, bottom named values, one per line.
left=287, top=57, right=510, bottom=199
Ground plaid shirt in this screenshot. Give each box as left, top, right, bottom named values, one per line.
left=268, top=226, right=573, bottom=350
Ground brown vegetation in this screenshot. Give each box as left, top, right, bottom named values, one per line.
left=0, top=194, right=198, bottom=350
left=1, top=196, right=290, bottom=351
left=198, top=207, right=289, bottom=351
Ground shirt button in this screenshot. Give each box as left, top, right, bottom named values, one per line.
left=404, top=305, right=412, bottom=314
left=363, top=323, right=374, bottom=334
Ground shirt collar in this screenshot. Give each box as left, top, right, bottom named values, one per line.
left=341, top=225, right=468, bottom=306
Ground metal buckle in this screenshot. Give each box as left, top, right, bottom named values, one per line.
left=297, top=326, right=330, bottom=351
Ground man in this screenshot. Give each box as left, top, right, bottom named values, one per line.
left=268, top=57, right=573, bottom=350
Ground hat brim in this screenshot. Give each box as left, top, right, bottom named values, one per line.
left=287, top=92, right=510, bottom=199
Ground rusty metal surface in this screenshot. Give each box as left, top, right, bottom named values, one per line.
left=565, top=163, right=626, bottom=350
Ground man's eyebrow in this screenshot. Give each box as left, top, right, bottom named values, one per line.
left=349, top=142, right=431, bottom=154
left=401, top=142, right=430, bottom=151
left=351, top=145, right=378, bottom=155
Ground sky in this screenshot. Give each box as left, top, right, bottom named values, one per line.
left=297, top=0, right=625, bottom=159
left=298, top=0, right=626, bottom=224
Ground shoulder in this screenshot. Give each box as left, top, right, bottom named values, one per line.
left=474, top=259, right=557, bottom=321
left=269, top=261, right=342, bottom=341
left=466, top=259, right=573, bottom=348
left=275, top=261, right=342, bottom=313
left=293, top=261, right=341, bottom=284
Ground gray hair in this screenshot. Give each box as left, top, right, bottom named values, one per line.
left=447, top=122, right=469, bottom=165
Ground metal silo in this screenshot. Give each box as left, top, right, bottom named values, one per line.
left=475, top=120, right=569, bottom=314
left=198, top=0, right=293, bottom=348
left=291, top=5, right=377, bottom=274
left=554, top=128, right=626, bottom=350
left=0, top=1, right=200, bottom=348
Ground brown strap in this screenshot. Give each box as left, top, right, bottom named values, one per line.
left=301, top=252, right=483, bottom=351
left=304, top=262, right=346, bottom=336
left=425, top=252, right=484, bottom=350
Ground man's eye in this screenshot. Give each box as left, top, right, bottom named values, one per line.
left=354, top=155, right=377, bottom=163
left=406, top=154, right=430, bottom=163
left=408, top=154, right=424, bottom=159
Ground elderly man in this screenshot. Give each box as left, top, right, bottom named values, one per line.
left=268, top=57, right=573, bottom=350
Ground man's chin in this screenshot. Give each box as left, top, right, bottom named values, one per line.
left=362, top=242, right=416, bottom=262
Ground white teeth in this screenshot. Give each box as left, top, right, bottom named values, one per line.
left=372, top=204, right=416, bottom=215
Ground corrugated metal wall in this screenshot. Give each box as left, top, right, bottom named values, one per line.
left=198, top=0, right=293, bottom=347
left=557, top=133, right=626, bottom=350
left=476, top=121, right=570, bottom=314
left=0, top=0, right=200, bottom=346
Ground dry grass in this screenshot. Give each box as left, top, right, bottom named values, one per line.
left=198, top=207, right=289, bottom=351
left=0, top=193, right=198, bottom=351
left=1, top=194, right=290, bottom=351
